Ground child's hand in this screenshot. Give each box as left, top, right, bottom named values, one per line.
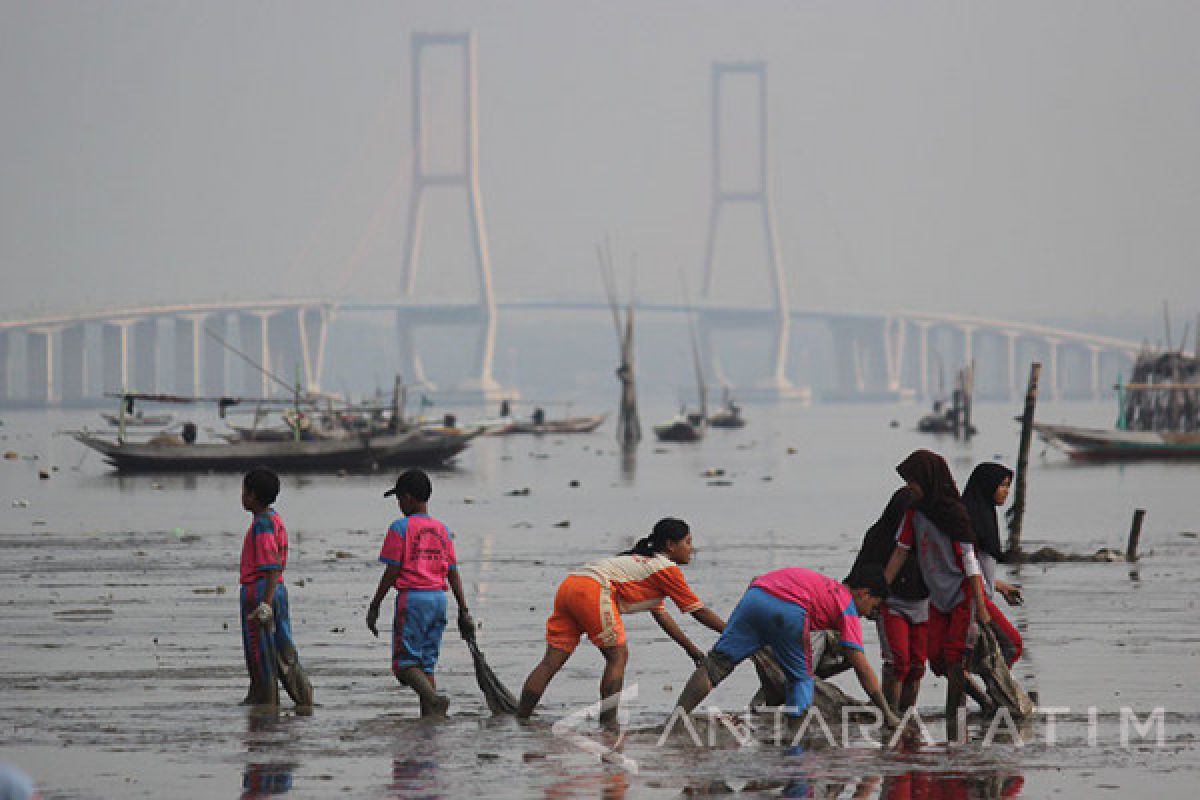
left=998, top=583, right=1023, bottom=606
left=366, top=604, right=380, bottom=637
left=248, top=602, right=273, bottom=626
left=457, top=608, right=476, bottom=642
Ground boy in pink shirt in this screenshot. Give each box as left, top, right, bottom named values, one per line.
left=366, top=469, right=473, bottom=717
left=239, top=468, right=312, bottom=709
left=674, top=566, right=899, bottom=729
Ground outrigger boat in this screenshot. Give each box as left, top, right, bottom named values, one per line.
left=72, top=390, right=481, bottom=472
left=73, top=426, right=478, bottom=472
left=1035, top=344, right=1200, bottom=461
left=496, top=412, right=607, bottom=435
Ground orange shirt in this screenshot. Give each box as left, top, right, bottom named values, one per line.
left=570, top=553, right=704, bottom=615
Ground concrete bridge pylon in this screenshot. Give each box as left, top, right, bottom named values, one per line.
left=397, top=32, right=510, bottom=404
left=698, top=61, right=810, bottom=403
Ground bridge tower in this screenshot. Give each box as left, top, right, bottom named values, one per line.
left=396, top=32, right=507, bottom=403
left=698, top=62, right=809, bottom=402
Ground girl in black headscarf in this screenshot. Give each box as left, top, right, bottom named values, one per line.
left=850, top=484, right=927, bottom=711
left=884, top=450, right=994, bottom=733
left=962, top=462, right=1024, bottom=666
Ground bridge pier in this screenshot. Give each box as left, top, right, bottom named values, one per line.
left=61, top=324, right=87, bottom=403
left=0, top=331, right=8, bottom=402
left=1005, top=332, right=1019, bottom=400
left=204, top=314, right=227, bottom=395
left=1046, top=337, right=1060, bottom=400
left=132, top=318, right=158, bottom=393
left=238, top=311, right=275, bottom=398
left=25, top=328, right=57, bottom=403
left=915, top=321, right=931, bottom=399
left=102, top=321, right=132, bottom=394
left=297, top=306, right=329, bottom=391
left=174, top=315, right=206, bottom=396
left=395, top=313, right=434, bottom=392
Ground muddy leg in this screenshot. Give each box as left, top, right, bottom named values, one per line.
left=598, top=645, right=628, bottom=730
left=898, top=678, right=921, bottom=712
left=945, top=666, right=968, bottom=742
left=400, top=666, right=447, bottom=717
left=517, top=645, right=571, bottom=719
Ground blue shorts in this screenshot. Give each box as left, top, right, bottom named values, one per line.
left=713, top=586, right=813, bottom=716
left=392, top=589, right=448, bottom=674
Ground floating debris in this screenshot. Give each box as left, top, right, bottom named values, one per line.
left=3, top=451, right=17, bottom=460
left=568, top=480, right=580, bottom=488
left=786, top=447, right=798, bottom=455
left=702, top=468, right=725, bottom=477
left=191, top=586, right=227, bottom=595
left=12, top=499, right=28, bottom=509
left=552, top=520, right=570, bottom=528
left=37, top=470, right=49, bottom=480
left=707, top=480, right=734, bottom=488
left=463, top=497, right=476, bottom=504
left=505, top=488, right=531, bottom=497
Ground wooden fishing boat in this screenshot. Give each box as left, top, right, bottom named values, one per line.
left=653, top=411, right=706, bottom=443
left=497, top=413, right=607, bottom=435
left=707, top=394, right=745, bottom=429
left=1036, top=342, right=1200, bottom=461
left=72, top=426, right=481, bottom=473
left=1034, top=422, right=1200, bottom=461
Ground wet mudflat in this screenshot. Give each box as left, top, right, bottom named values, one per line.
left=1, top=402, right=1198, bottom=797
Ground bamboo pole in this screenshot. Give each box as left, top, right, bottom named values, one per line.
left=1006, top=362, right=1041, bottom=558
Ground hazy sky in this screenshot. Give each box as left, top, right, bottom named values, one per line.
left=3, top=1, right=1200, bottom=327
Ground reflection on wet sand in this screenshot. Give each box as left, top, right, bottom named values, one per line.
left=677, top=768, right=1025, bottom=799
left=240, top=763, right=294, bottom=798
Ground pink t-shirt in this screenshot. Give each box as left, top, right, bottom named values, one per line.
left=378, top=514, right=457, bottom=591
left=239, top=509, right=287, bottom=585
left=750, top=567, right=865, bottom=652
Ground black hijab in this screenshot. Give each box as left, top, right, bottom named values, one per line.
left=851, top=486, right=927, bottom=601
left=962, top=462, right=1014, bottom=560
left=895, top=449, right=975, bottom=543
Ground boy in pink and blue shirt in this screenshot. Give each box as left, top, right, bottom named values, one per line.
left=675, top=566, right=899, bottom=727
left=238, top=468, right=312, bottom=708
left=366, top=469, right=473, bottom=717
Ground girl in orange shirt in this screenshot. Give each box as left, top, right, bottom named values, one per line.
left=516, top=518, right=725, bottom=728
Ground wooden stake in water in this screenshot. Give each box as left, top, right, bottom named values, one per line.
left=1126, top=509, right=1146, bottom=562
left=1007, top=362, right=1042, bottom=558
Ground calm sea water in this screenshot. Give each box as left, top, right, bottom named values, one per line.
left=1, top=400, right=1198, bottom=798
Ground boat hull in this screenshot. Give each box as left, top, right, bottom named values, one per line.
left=1034, top=422, right=1200, bottom=461
left=73, top=429, right=476, bottom=473
left=493, top=414, right=606, bottom=435
left=653, top=422, right=704, bottom=442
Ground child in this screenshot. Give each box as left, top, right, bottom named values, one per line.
left=366, top=469, right=473, bottom=717
left=961, top=462, right=1024, bottom=666
left=883, top=450, right=990, bottom=739
left=849, top=482, right=928, bottom=712
left=517, top=518, right=725, bottom=728
left=239, top=468, right=312, bottom=708
left=674, top=565, right=900, bottom=729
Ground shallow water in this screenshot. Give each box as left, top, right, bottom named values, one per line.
left=1, top=401, right=1198, bottom=798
